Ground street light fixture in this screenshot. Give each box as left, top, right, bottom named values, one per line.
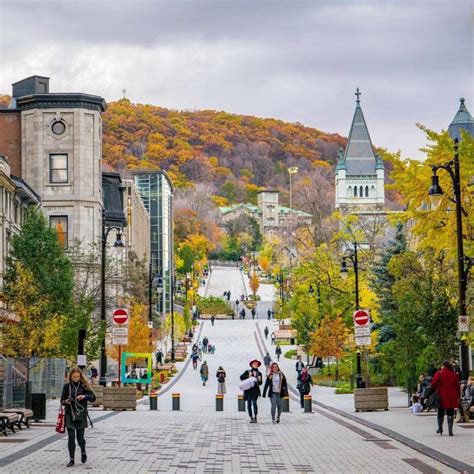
left=340, top=259, right=349, bottom=280
left=426, top=137, right=472, bottom=379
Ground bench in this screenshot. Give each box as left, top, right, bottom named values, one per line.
left=0, top=412, right=20, bottom=436
left=2, top=408, right=34, bottom=428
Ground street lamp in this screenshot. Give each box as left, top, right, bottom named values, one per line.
left=288, top=166, right=299, bottom=211
left=340, top=242, right=363, bottom=388
left=155, top=275, right=175, bottom=362
left=427, top=137, right=472, bottom=379
left=99, top=209, right=125, bottom=387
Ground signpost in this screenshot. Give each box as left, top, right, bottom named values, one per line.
left=353, top=309, right=370, bottom=327
left=458, top=315, right=470, bottom=333
left=353, top=310, right=370, bottom=347
left=112, top=308, right=129, bottom=386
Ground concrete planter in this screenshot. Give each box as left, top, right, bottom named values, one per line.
left=102, top=387, right=137, bottom=411
left=201, top=313, right=231, bottom=320
left=91, top=385, right=103, bottom=407
left=354, top=387, right=389, bottom=412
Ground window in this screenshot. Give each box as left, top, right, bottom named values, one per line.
left=359, top=186, right=363, bottom=197
left=14, top=200, right=19, bottom=224
left=365, top=186, right=369, bottom=197
left=354, top=186, right=357, bottom=197
left=49, top=154, right=68, bottom=183
left=50, top=216, right=68, bottom=248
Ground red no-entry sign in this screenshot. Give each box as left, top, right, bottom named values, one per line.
left=113, top=308, right=129, bottom=325
left=353, top=309, right=370, bottom=327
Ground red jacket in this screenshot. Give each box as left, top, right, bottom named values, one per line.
left=431, top=368, right=460, bottom=409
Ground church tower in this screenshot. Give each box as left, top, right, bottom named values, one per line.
left=335, top=89, right=385, bottom=212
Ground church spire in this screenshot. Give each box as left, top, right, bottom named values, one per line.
left=448, top=97, right=474, bottom=140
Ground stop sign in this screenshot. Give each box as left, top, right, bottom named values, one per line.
left=353, top=309, right=370, bottom=326
left=113, top=308, right=128, bottom=325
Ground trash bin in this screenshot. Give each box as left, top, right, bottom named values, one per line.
left=30, top=393, right=46, bottom=421
left=290, top=338, right=295, bottom=345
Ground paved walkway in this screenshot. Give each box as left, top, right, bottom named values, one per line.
left=0, top=267, right=471, bottom=473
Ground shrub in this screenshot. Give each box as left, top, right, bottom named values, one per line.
left=284, top=349, right=297, bottom=359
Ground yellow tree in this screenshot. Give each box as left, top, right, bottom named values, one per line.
left=249, top=272, right=260, bottom=303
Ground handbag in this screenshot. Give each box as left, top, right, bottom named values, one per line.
left=426, top=372, right=442, bottom=409
left=239, top=376, right=256, bottom=391
left=56, top=406, right=66, bottom=434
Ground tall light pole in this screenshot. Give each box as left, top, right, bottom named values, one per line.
left=341, top=241, right=364, bottom=388
left=428, top=138, right=472, bottom=380
left=99, top=209, right=124, bottom=387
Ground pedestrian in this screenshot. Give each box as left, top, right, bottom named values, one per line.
left=191, top=351, right=199, bottom=370
left=431, top=360, right=461, bottom=436
left=156, top=350, right=163, bottom=367
left=251, top=308, right=256, bottom=320
left=297, top=366, right=313, bottom=409
left=235, top=299, right=240, bottom=308
left=271, top=332, right=276, bottom=345
left=202, top=336, right=209, bottom=353
left=264, top=326, right=269, bottom=339
left=200, top=361, right=209, bottom=386
left=223, top=291, right=227, bottom=298
left=216, top=366, right=226, bottom=394
left=457, top=376, right=473, bottom=423
left=227, top=291, right=231, bottom=301
left=240, top=308, right=246, bottom=320
left=240, top=359, right=263, bottom=423
left=263, top=352, right=272, bottom=374
left=60, top=367, right=96, bottom=468
left=211, top=315, right=215, bottom=326
left=275, top=345, right=282, bottom=361
left=267, top=308, right=271, bottom=320
left=90, top=366, right=98, bottom=385
left=295, top=356, right=305, bottom=377
left=263, top=362, right=288, bottom=424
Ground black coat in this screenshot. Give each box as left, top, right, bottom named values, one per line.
left=240, top=368, right=263, bottom=401
left=297, top=372, right=313, bottom=395
left=60, top=382, right=96, bottom=430
left=262, top=372, right=288, bottom=398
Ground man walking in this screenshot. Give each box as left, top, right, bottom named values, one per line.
left=251, top=308, right=256, bottom=320
left=267, top=309, right=271, bottom=320
left=156, top=350, right=163, bottom=366
left=264, top=326, right=269, bottom=339
left=202, top=336, right=209, bottom=353
left=263, top=352, right=272, bottom=374
left=211, top=315, right=215, bottom=326
left=240, top=308, right=246, bottom=320
left=295, top=356, right=304, bottom=377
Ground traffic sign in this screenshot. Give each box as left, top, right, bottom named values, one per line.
left=353, top=309, right=370, bottom=327
left=355, top=336, right=371, bottom=346
left=112, top=326, right=129, bottom=336
left=112, top=336, right=128, bottom=345
left=77, top=354, right=87, bottom=366
left=354, top=326, right=370, bottom=337
left=113, top=308, right=128, bottom=325
left=458, top=315, right=469, bottom=333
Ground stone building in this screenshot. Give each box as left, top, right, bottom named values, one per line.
left=7, top=75, right=106, bottom=248
left=335, top=89, right=385, bottom=212
left=219, top=190, right=312, bottom=237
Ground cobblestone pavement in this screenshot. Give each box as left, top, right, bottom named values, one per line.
left=0, top=267, right=469, bottom=473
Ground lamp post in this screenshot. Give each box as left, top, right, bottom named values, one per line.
left=427, top=138, right=472, bottom=379
left=340, top=242, right=364, bottom=388
left=99, top=209, right=124, bottom=387
left=156, top=274, right=175, bottom=362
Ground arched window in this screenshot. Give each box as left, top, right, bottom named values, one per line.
left=359, top=186, right=363, bottom=197
left=354, top=186, right=357, bottom=197
left=370, top=185, right=375, bottom=197
left=365, top=186, right=369, bottom=197
left=348, top=186, right=352, bottom=197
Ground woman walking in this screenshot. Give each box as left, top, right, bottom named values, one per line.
left=297, top=366, right=313, bottom=409
left=191, top=350, right=199, bottom=370
left=240, top=360, right=263, bottom=423
left=263, top=363, right=288, bottom=423
left=216, top=366, right=226, bottom=394
left=60, top=367, right=96, bottom=467
left=431, top=360, right=461, bottom=436
left=275, top=344, right=282, bottom=361
left=200, top=361, right=209, bottom=386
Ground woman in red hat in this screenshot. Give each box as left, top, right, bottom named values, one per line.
left=240, top=360, right=263, bottom=423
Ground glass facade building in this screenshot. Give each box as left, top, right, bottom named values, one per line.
left=134, top=172, right=174, bottom=316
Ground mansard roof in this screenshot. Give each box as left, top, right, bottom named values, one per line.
left=342, top=89, right=380, bottom=176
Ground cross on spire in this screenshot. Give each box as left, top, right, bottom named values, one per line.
left=355, top=87, right=361, bottom=103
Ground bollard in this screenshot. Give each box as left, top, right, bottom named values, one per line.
left=238, top=395, right=245, bottom=412
left=216, top=394, right=224, bottom=412
left=282, top=396, right=290, bottom=413
left=304, top=394, right=312, bottom=413
left=149, top=391, right=158, bottom=410
left=172, top=393, right=180, bottom=411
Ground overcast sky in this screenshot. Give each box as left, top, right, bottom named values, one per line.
left=0, top=0, right=472, bottom=159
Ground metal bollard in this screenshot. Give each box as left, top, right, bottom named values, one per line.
left=172, top=393, right=180, bottom=411
left=238, top=395, right=245, bottom=412
left=282, top=396, right=290, bottom=413
left=149, top=391, right=158, bottom=410
left=304, top=394, right=312, bottom=413
left=216, top=394, right=224, bottom=412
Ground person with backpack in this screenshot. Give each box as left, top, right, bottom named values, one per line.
left=200, top=361, right=209, bottom=386
left=263, top=352, right=272, bottom=374
left=431, top=360, right=461, bottom=436
left=263, top=362, right=288, bottom=424
left=240, top=308, right=246, bottom=319
left=60, top=367, right=96, bottom=468
left=240, top=360, right=263, bottom=423
left=216, top=366, right=226, bottom=394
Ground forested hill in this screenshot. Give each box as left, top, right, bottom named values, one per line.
left=102, top=99, right=346, bottom=205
